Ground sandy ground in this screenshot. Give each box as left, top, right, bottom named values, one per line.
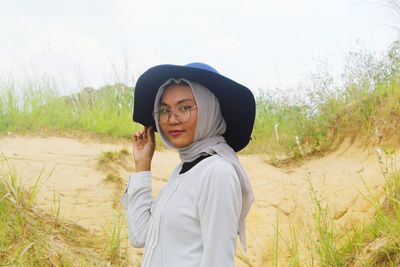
left=0, top=136, right=397, bottom=266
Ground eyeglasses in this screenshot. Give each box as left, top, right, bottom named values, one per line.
left=153, top=105, right=198, bottom=125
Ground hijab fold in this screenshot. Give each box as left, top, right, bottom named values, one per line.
left=154, top=78, right=254, bottom=250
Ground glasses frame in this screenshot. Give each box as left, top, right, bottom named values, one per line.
left=153, top=106, right=198, bottom=125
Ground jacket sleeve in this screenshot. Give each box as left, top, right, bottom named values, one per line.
left=197, top=163, right=242, bottom=267
left=120, top=171, right=153, bottom=248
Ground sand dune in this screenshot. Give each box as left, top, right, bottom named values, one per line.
left=0, top=136, right=397, bottom=266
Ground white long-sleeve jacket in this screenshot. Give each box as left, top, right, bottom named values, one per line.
left=121, top=155, right=242, bottom=267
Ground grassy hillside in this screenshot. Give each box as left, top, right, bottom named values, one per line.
left=251, top=41, right=400, bottom=158
left=0, top=82, right=137, bottom=139
left=279, top=152, right=400, bottom=266
left=1, top=43, right=400, bottom=158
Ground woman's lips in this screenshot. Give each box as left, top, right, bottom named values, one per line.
left=168, top=130, right=184, bottom=137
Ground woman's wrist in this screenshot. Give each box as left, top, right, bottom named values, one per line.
left=135, top=161, right=151, bottom=172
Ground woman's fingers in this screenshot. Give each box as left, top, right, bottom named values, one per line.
left=134, top=130, right=146, bottom=140
left=132, top=127, right=153, bottom=144
left=147, top=126, right=155, bottom=144
left=132, top=133, right=138, bottom=141
left=131, top=127, right=155, bottom=171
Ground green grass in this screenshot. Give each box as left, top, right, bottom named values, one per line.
left=2, top=42, right=400, bottom=159
left=103, top=216, right=127, bottom=266
left=0, top=80, right=139, bottom=139
left=243, top=41, right=400, bottom=157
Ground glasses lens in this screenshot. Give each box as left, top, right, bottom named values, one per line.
left=155, top=106, right=194, bottom=125
left=153, top=107, right=165, bottom=124
left=175, top=106, right=191, bottom=122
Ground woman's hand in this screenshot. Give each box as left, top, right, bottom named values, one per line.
left=132, top=126, right=156, bottom=172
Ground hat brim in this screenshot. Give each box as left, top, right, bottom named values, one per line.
left=133, top=64, right=256, bottom=152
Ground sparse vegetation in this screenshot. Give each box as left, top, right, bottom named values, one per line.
left=98, top=148, right=133, bottom=183
left=97, top=149, right=131, bottom=209
left=103, top=216, right=127, bottom=266
left=270, top=150, right=400, bottom=267
left=0, top=155, right=128, bottom=266
left=247, top=41, right=400, bottom=159
left=104, top=172, right=123, bottom=184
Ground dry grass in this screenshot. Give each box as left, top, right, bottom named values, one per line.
left=98, top=148, right=133, bottom=174
left=0, top=155, right=128, bottom=266
left=268, top=151, right=400, bottom=266
left=97, top=149, right=132, bottom=209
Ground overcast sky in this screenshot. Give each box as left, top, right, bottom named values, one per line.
left=0, top=0, right=398, bottom=93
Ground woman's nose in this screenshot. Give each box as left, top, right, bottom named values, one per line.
left=167, top=111, right=180, bottom=124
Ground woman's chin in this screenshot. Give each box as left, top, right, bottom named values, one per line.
left=168, top=137, right=194, bottom=149
left=170, top=141, right=191, bottom=149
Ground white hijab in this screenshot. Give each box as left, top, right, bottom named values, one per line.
left=154, top=78, right=254, bottom=250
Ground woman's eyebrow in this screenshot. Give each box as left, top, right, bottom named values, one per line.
left=177, top=99, right=195, bottom=105
left=160, top=99, right=195, bottom=106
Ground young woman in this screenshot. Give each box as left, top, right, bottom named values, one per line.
left=121, top=63, right=255, bottom=267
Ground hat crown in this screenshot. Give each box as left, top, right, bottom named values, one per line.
left=185, top=62, right=219, bottom=74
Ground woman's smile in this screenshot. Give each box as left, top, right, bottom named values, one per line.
left=168, top=129, right=185, bottom=137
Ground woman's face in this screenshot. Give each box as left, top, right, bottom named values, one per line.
left=159, top=83, right=198, bottom=148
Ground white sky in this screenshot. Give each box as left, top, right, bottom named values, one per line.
left=0, top=0, right=399, bottom=93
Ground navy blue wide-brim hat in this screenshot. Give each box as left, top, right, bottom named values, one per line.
left=133, top=62, right=256, bottom=152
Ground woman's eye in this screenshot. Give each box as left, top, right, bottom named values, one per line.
left=179, top=106, right=191, bottom=112
left=159, top=108, right=169, bottom=114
